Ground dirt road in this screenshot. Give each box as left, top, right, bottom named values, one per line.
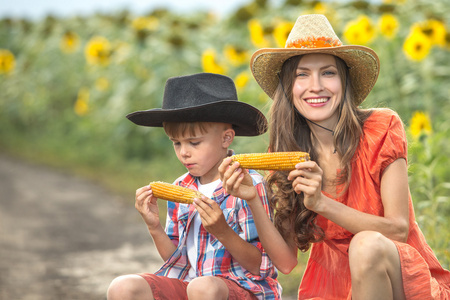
left=0, top=153, right=162, bottom=300
left=0, top=153, right=296, bottom=300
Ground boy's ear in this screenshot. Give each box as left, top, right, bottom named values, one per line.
left=223, top=128, right=235, bottom=147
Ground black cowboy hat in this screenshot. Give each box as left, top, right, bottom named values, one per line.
left=126, top=73, right=268, bottom=136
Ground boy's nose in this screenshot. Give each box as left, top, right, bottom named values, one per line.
left=180, top=145, right=190, bottom=157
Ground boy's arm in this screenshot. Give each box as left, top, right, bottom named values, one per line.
left=136, top=185, right=177, bottom=261
left=194, top=196, right=262, bottom=276
left=147, top=221, right=177, bottom=262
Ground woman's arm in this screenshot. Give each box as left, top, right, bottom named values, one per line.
left=291, top=159, right=410, bottom=242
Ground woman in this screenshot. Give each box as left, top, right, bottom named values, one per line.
left=219, top=14, right=450, bottom=300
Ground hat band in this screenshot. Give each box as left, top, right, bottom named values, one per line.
left=286, top=37, right=342, bottom=49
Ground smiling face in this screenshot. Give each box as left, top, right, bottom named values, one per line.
left=292, top=53, right=343, bottom=130
left=165, top=122, right=234, bottom=184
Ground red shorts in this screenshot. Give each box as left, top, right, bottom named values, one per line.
left=138, top=273, right=257, bottom=300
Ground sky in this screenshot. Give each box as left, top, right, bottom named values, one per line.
left=0, top=0, right=260, bottom=20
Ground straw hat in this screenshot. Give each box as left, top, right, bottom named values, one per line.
left=250, top=14, right=380, bottom=106
left=126, top=73, right=267, bottom=136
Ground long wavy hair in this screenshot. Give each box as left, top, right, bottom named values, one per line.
left=266, top=55, right=373, bottom=251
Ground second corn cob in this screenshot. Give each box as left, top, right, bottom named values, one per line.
left=149, top=181, right=203, bottom=204
left=229, top=151, right=310, bottom=171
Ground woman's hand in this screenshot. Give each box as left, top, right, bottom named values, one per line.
left=288, top=160, right=324, bottom=212
left=218, top=157, right=258, bottom=202
left=135, top=185, right=161, bottom=230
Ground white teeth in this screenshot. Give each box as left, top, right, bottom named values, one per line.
left=306, top=98, right=328, bottom=104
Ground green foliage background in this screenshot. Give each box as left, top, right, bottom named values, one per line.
left=1, top=0, right=449, bottom=296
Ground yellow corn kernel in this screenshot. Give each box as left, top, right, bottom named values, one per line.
left=149, top=181, right=203, bottom=204
left=229, top=151, right=310, bottom=171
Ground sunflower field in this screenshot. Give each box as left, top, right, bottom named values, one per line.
left=1, top=0, right=449, bottom=296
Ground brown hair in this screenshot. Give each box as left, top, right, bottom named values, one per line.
left=163, top=122, right=215, bottom=138
left=266, top=55, right=372, bottom=251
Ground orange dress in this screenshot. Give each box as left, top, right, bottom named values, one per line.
left=298, top=108, right=450, bottom=300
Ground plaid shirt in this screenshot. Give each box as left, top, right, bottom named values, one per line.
left=154, top=170, right=282, bottom=299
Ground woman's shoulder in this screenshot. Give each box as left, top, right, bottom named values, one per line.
left=360, top=107, right=407, bottom=152
left=366, top=107, right=401, bottom=122
left=363, top=108, right=404, bottom=132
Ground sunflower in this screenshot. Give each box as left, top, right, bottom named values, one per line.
left=382, top=0, right=406, bottom=4
left=248, top=19, right=271, bottom=48
left=131, top=16, right=159, bottom=32
left=95, top=77, right=110, bottom=91
left=379, top=14, right=399, bottom=39
left=224, top=45, right=248, bottom=66
left=445, top=32, right=450, bottom=50
left=312, top=2, right=328, bottom=15
left=419, top=19, right=446, bottom=47
left=201, top=49, right=226, bottom=75
left=85, top=36, right=112, bottom=66
left=60, top=31, right=80, bottom=53
left=343, top=15, right=376, bottom=45
left=74, top=88, right=90, bottom=116
left=409, top=111, right=432, bottom=139
left=235, top=71, right=250, bottom=90
left=0, top=49, right=15, bottom=74
left=403, top=26, right=432, bottom=61
left=273, top=21, right=294, bottom=48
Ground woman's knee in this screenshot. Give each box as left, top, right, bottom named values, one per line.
left=349, top=231, right=396, bottom=274
left=107, top=274, right=152, bottom=300
left=187, top=276, right=228, bottom=300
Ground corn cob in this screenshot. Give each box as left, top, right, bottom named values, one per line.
left=149, top=181, right=203, bottom=204
left=229, top=151, right=310, bottom=171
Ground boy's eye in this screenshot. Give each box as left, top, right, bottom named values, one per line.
left=190, top=141, right=200, bottom=146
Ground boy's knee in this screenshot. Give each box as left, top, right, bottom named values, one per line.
left=187, top=276, right=228, bottom=300
left=107, top=275, right=151, bottom=300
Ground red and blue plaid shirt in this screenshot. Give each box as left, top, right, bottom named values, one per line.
left=154, top=170, right=282, bottom=299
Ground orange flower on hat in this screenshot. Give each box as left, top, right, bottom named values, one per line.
left=287, top=36, right=342, bottom=49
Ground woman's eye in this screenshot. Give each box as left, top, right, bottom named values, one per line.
left=323, top=70, right=336, bottom=76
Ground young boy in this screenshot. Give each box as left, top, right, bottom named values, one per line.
left=107, top=73, right=281, bottom=300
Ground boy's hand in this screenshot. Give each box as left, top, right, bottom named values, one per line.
left=135, top=184, right=161, bottom=230
left=194, top=196, right=229, bottom=237
left=218, top=157, right=258, bottom=202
